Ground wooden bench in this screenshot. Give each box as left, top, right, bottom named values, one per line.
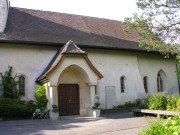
left=133, top=109, right=180, bottom=117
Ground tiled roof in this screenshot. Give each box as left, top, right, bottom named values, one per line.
left=62, top=40, right=86, bottom=54
left=36, top=40, right=103, bottom=84
left=0, top=7, right=145, bottom=51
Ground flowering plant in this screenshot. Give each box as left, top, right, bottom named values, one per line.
left=33, top=108, right=49, bottom=119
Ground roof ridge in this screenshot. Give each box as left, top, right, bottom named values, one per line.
left=10, top=6, right=123, bottom=23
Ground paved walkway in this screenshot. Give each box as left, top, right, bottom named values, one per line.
left=0, top=112, right=148, bottom=135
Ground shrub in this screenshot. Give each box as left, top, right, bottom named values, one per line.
left=139, top=119, right=166, bottom=135
left=177, top=99, right=180, bottom=111
left=162, top=116, right=180, bottom=135
left=0, top=66, right=19, bottom=99
left=139, top=97, right=149, bottom=109
left=113, top=98, right=148, bottom=109
left=34, top=85, right=48, bottom=109
left=52, top=105, right=58, bottom=113
left=166, top=95, right=180, bottom=111
left=26, top=100, right=37, bottom=112
left=0, top=98, right=36, bottom=119
left=147, top=94, right=180, bottom=111
left=113, top=101, right=136, bottom=109
left=92, top=102, right=101, bottom=109
left=139, top=115, right=180, bottom=135
left=113, top=94, right=179, bottom=111
left=147, top=93, right=167, bottom=110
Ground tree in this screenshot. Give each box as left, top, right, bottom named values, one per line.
left=34, top=85, right=48, bottom=109
left=0, top=66, right=19, bottom=99
left=123, top=0, right=180, bottom=56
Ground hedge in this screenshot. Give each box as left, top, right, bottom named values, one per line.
left=0, top=98, right=36, bottom=119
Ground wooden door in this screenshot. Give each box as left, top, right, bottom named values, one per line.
left=58, top=84, right=79, bottom=116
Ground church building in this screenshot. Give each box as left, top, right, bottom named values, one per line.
left=0, top=0, right=179, bottom=117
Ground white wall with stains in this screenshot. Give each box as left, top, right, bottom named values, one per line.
left=0, top=44, right=179, bottom=110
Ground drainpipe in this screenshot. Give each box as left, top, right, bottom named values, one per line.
left=175, top=62, right=180, bottom=94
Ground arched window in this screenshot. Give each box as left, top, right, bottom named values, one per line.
left=157, top=73, right=163, bottom=92
left=120, top=76, right=125, bottom=93
left=143, top=76, right=148, bottom=93
left=157, top=70, right=167, bottom=92
left=19, top=76, right=25, bottom=96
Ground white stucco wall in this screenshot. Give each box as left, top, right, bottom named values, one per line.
left=0, top=44, right=58, bottom=100
left=0, top=44, right=179, bottom=110
left=85, top=48, right=179, bottom=109
left=137, top=53, right=178, bottom=94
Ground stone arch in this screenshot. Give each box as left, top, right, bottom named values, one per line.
left=58, top=64, right=90, bottom=85
left=56, top=64, right=95, bottom=116
left=48, top=57, right=101, bottom=85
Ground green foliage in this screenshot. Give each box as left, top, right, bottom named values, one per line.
left=146, top=93, right=180, bottom=111
left=113, top=98, right=148, bottom=109
left=123, top=0, right=180, bottom=102
left=148, top=93, right=167, bottom=110
left=139, top=119, right=166, bottom=135
left=0, top=84, right=49, bottom=120
left=163, top=116, right=180, bottom=135
left=0, top=98, right=36, bottom=119
left=113, top=94, right=180, bottom=111
left=140, top=97, right=149, bottom=109
left=123, top=0, right=180, bottom=56
left=0, top=66, right=19, bottom=99
left=34, top=85, right=48, bottom=109
left=52, top=105, right=58, bottom=113
left=26, top=100, right=37, bottom=112
left=115, top=101, right=137, bottom=108
left=139, top=115, right=180, bottom=135
left=176, top=58, right=180, bottom=79
left=166, top=95, right=180, bottom=111
left=92, top=102, right=101, bottom=110
left=177, top=99, right=180, bottom=111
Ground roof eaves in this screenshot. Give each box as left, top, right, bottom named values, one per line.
left=79, top=44, right=160, bottom=54
left=0, top=39, right=65, bottom=46
left=0, top=39, right=160, bottom=54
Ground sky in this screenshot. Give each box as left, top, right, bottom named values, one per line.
left=10, top=0, right=138, bottom=21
